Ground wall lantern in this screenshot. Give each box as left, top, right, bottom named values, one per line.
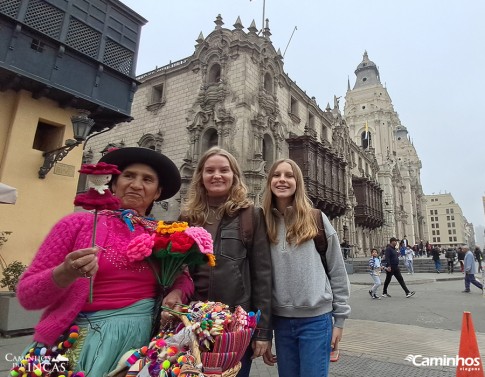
left=38, top=111, right=95, bottom=179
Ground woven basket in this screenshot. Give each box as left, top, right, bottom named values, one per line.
left=179, top=316, right=242, bottom=377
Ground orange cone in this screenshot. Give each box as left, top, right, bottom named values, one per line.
left=457, top=312, right=484, bottom=376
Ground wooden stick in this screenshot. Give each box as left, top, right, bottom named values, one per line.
left=180, top=315, right=202, bottom=366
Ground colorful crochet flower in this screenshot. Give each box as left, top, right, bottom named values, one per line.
left=125, top=233, right=155, bottom=263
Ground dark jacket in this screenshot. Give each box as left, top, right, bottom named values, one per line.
left=189, top=206, right=272, bottom=340
left=384, top=244, right=400, bottom=267
left=431, top=248, right=441, bottom=261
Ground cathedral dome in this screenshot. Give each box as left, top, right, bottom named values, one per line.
left=353, top=51, right=380, bottom=88
left=355, top=51, right=377, bottom=74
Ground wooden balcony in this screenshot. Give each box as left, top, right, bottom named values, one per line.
left=287, top=134, right=347, bottom=219
left=352, top=176, right=384, bottom=229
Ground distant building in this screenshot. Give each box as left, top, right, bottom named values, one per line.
left=424, top=193, right=470, bottom=247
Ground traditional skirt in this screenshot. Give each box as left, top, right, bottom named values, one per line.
left=19, top=299, right=154, bottom=377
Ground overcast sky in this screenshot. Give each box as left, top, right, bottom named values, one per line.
left=120, top=0, right=485, bottom=231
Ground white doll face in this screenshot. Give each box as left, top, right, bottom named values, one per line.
left=88, top=174, right=112, bottom=186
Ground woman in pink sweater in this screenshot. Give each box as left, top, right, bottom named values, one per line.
left=16, top=147, right=193, bottom=376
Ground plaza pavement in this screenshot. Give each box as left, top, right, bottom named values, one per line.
left=1, top=270, right=484, bottom=376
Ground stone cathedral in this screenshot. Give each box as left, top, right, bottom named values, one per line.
left=86, top=15, right=425, bottom=255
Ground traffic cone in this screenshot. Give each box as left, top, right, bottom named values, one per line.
left=457, top=312, right=484, bottom=376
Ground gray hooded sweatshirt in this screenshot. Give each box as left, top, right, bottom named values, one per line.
left=271, top=209, right=351, bottom=328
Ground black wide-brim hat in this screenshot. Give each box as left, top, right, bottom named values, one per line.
left=99, top=147, right=181, bottom=201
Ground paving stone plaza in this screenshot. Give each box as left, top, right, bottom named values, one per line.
left=2, top=261, right=484, bottom=377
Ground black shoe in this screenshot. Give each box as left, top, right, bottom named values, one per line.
left=373, top=294, right=381, bottom=300
left=368, top=290, right=373, bottom=298
left=406, top=291, right=416, bottom=298
left=462, top=290, right=471, bottom=293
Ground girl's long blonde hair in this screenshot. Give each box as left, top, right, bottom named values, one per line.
left=262, top=159, right=318, bottom=245
left=182, top=147, right=252, bottom=225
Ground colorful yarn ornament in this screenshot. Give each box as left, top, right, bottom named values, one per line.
left=10, top=325, right=84, bottom=377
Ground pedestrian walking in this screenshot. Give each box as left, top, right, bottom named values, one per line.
left=474, top=246, right=483, bottom=273
left=445, top=248, right=456, bottom=274
left=405, top=245, right=414, bottom=274
left=431, top=246, right=441, bottom=273
left=457, top=247, right=465, bottom=273
left=463, top=246, right=483, bottom=293
left=418, top=240, right=424, bottom=257
left=368, top=248, right=383, bottom=299
left=382, top=237, right=415, bottom=298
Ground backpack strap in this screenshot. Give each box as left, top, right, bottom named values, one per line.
left=239, top=205, right=254, bottom=249
left=312, top=209, right=329, bottom=278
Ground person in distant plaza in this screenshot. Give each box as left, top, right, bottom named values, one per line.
left=382, top=237, right=415, bottom=298
left=418, top=240, right=424, bottom=257
left=426, top=241, right=432, bottom=257
left=445, top=248, right=457, bottom=274
left=399, top=240, right=406, bottom=258
left=405, top=245, right=414, bottom=274
left=463, top=245, right=483, bottom=293
left=431, top=245, right=441, bottom=273
left=457, top=247, right=466, bottom=273
left=412, top=243, right=419, bottom=258
left=474, top=246, right=483, bottom=273
left=402, top=236, right=408, bottom=248
left=368, top=248, right=383, bottom=299
left=340, top=238, right=351, bottom=260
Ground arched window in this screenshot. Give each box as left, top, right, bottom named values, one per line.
left=138, top=132, right=164, bottom=152
left=201, top=128, right=218, bottom=153
left=361, top=131, right=372, bottom=149
left=262, top=134, right=274, bottom=172
left=264, top=72, right=273, bottom=94
left=208, top=64, right=221, bottom=83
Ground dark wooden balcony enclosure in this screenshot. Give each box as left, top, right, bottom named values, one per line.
left=287, top=135, right=347, bottom=219
left=0, top=0, right=146, bottom=131
left=352, top=176, right=384, bottom=229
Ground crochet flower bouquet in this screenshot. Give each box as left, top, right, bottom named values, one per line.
left=125, top=221, right=215, bottom=289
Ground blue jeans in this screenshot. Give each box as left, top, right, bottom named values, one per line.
left=434, top=259, right=441, bottom=271
left=273, top=313, right=333, bottom=377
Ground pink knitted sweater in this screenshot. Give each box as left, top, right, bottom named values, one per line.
left=17, top=212, right=194, bottom=345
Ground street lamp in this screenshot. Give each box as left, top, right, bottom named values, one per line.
left=38, top=111, right=95, bottom=179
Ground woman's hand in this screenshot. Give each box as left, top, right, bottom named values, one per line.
left=160, top=289, right=183, bottom=325
left=331, top=327, right=343, bottom=352
left=52, top=247, right=99, bottom=287
left=251, top=340, right=270, bottom=359
left=262, top=343, right=277, bottom=366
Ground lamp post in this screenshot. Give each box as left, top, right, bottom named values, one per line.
left=38, top=111, right=95, bottom=179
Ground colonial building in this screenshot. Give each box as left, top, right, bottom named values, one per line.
left=424, top=193, right=471, bottom=248
left=0, top=0, right=145, bottom=266
left=344, top=52, right=426, bottom=246
left=87, top=15, right=385, bottom=255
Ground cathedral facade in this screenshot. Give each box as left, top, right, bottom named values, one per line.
left=86, top=16, right=424, bottom=254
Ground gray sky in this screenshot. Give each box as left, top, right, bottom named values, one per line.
left=121, top=0, right=485, bottom=230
